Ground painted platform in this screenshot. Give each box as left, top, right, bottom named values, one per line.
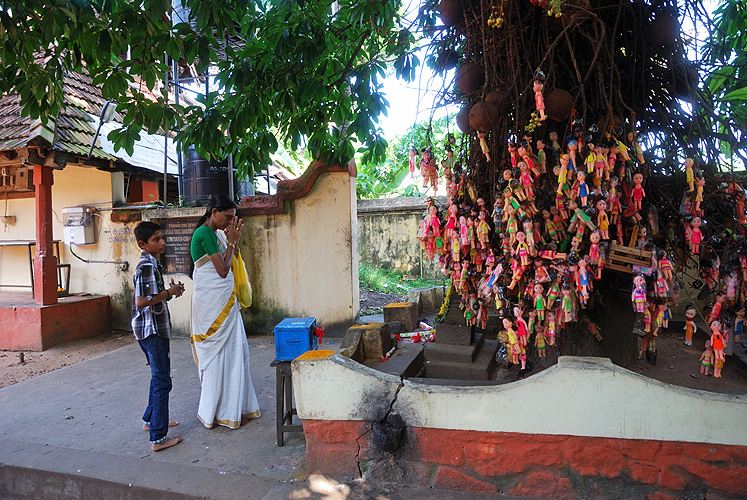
left=0, top=292, right=111, bottom=351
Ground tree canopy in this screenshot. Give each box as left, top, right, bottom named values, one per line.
left=0, top=0, right=420, bottom=178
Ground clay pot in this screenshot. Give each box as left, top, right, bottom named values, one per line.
left=457, top=106, right=472, bottom=134
left=596, top=115, right=623, bottom=136
left=650, top=14, right=680, bottom=48
left=439, top=0, right=463, bottom=27
left=485, top=90, right=510, bottom=115
left=469, top=101, right=498, bottom=131
left=544, top=89, right=573, bottom=122
left=436, top=48, right=460, bottom=71
left=455, top=63, right=484, bottom=95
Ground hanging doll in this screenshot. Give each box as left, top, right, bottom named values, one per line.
left=503, top=318, right=520, bottom=366
left=476, top=211, right=490, bottom=250
left=632, top=173, right=645, bottom=211
left=694, top=175, right=705, bottom=213
left=596, top=199, right=609, bottom=240
left=631, top=274, right=646, bottom=313
left=684, top=304, right=697, bottom=346
left=535, top=326, right=548, bottom=359
left=628, top=131, right=645, bottom=164
left=543, top=209, right=560, bottom=242
left=576, top=170, right=589, bottom=207
left=561, top=285, right=574, bottom=323
left=533, top=283, right=546, bottom=320
left=536, top=139, right=547, bottom=174
left=519, top=145, right=539, bottom=177
left=734, top=304, right=745, bottom=345
left=546, top=311, right=557, bottom=345
left=699, top=340, right=714, bottom=376
left=688, top=216, right=703, bottom=254
left=567, top=140, right=578, bottom=173
left=409, top=147, right=418, bottom=178
left=533, top=78, right=546, bottom=121
left=684, top=158, right=695, bottom=192
left=707, top=293, right=726, bottom=326
left=519, top=161, right=534, bottom=200
left=515, top=231, right=531, bottom=267
left=577, top=258, right=590, bottom=305
left=477, top=131, right=491, bottom=162
left=513, top=305, right=529, bottom=348
left=556, top=154, right=570, bottom=195
left=710, top=320, right=725, bottom=376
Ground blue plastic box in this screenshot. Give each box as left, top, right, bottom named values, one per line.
left=274, top=317, right=318, bottom=361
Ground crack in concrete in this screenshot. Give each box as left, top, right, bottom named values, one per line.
left=355, top=425, right=372, bottom=478
left=380, top=376, right=405, bottom=423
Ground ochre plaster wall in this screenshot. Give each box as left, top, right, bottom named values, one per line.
left=357, top=197, right=443, bottom=280
left=0, top=165, right=140, bottom=330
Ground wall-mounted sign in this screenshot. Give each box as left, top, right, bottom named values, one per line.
left=160, top=217, right=199, bottom=275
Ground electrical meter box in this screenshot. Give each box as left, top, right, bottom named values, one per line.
left=62, top=206, right=96, bottom=245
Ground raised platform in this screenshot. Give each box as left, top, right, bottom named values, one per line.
left=0, top=292, right=111, bottom=351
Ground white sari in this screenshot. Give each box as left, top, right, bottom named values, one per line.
left=191, top=231, right=260, bottom=429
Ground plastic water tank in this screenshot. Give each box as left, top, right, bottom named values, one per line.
left=182, top=146, right=230, bottom=206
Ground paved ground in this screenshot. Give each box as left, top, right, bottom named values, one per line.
left=0, top=334, right=502, bottom=500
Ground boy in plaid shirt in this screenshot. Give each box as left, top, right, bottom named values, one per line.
left=132, top=221, right=185, bottom=451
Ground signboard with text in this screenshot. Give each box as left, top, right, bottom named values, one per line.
left=161, top=217, right=199, bottom=275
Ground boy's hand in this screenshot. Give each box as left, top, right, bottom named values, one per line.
left=169, top=279, right=185, bottom=299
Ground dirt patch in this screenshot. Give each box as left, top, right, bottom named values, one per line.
left=0, top=330, right=134, bottom=389
left=359, top=289, right=407, bottom=315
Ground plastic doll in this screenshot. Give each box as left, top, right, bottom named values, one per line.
left=567, top=140, right=578, bottom=173
left=561, top=285, right=574, bottom=323
left=643, top=304, right=652, bottom=335
left=576, top=170, right=589, bottom=207
left=596, top=199, right=609, bottom=240
left=688, top=216, right=702, bottom=254
left=583, top=143, right=596, bottom=174
left=465, top=292, right=479, bottom=326
left=508, top=141, right=518, bottom=168
left=519, top=161, right=534, bottom=199
left=477, top=298, right=489, bottom=330
left=707, top=293, right=725, bottom=326
left=514, top=306, right=529, bottom=347
left=654, top=301, right=668, bottom=335
left=594, top=144, right=608, bottom=181
left=535, top=327, right=548, bottom=359
left=577, top=258, right=590, bottom=305
left=515, top=231, right=530, bottom=266
left=543, top=209, right=560, bottom=242
left=684, top=304, right=697, bottom=346
left=710, top=320, right=726, bottom=366
left=533, top=283, right=546, bottom=320
left=446, top=203, right=458, bottom=240
left=477, top=131, right=491, bottom=163
left=734, top=304, right=745, bottom=345
left=658, top=251, right=673, bottom=284
left=726, top=270, right=739, bottom=305
left=420, top=148, right=430, bottom=183
left=502, top=317, right=519, bottom=364
left=476, top=211, right=490, bottom=250
left=522, top=218, right=536, bottom=255
left=628, top=131, right=645, bottom=164
left=466, top=216, right=476, bottom=258
left=546, top=311, right=557, bottom=345
left=519, top=145, right=539, bottom=177
left=632, top=173, right=645, bottom=211
left=536, top=139, right=547, bottom=174
left=409, top=147, right=418, bottom=178
left=684, top=158, right=695, bottom=192
left=700, top=340, right=713, bottom=376
left=694, top=175, right=705, bottom=213
left=632, top=275, right=646, bottom=313
left=533, top=78, right=546, bottom=121
left=557, top=154, right=570, bottom=195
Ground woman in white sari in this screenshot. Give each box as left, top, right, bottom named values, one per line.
left=190, top=194, right=260, bottom=429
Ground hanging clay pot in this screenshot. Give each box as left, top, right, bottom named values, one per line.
left=455, top=63, right=484, bottom=95
left=457, top=106, right=472, bottom=134
left=439, top=0, right=463, bottom=27
left=436, top=47, right=460, bottom=71
left=485, top=90, right=510, bottom=116
left=544, top=89, right=573, bottom=122
left=650, top=14, right=680, bottom=48
left=469, top=101, right=498, bottom=131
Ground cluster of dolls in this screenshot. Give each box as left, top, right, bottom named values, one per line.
left=419, top=118, right=656, bottom=365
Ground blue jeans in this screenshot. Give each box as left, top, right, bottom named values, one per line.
left=139, top=335, right=172, bottom=444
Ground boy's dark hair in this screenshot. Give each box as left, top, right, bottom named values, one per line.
left=134, top=221, right=162, bottom=244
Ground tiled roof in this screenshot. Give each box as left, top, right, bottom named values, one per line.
left=0, top=67, right=117, bottom=161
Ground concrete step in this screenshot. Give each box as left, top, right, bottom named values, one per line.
left=424, top=339, right=500, bottom=381
left=424, top=334, right=485, bottom=363
left=363, top=342, right=425, bottom=378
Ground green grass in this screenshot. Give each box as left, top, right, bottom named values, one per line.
left=359, top=264, right=447, bottom=295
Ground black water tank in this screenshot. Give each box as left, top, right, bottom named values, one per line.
left=183, top=145, right=230, bottom=205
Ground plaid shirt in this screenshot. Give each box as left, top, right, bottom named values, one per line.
left=131, top=252, right=172, bottom=340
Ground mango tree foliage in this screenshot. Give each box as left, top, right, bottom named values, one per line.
left=0, top=0, right=420, bottom=178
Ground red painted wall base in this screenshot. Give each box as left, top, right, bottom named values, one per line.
left=303, top=420, right=747, bottom=499
left=0, top=295, right=111, bottom=351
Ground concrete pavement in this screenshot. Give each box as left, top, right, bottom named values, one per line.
left=0, top=335, right=503, bottom=500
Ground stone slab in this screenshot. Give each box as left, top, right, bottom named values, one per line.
left=435, top=323, right=475, bottom=346
left=363, top=342, right=425, bottom=378
left=341, top=322, right=393, bottom=361
left=383, top=302, right=418, bottom=332
left=425, top=340, right=499, bottom=381
left=425, top=334, right=484, bottom=363
left=406, top=287, right=446, bottom=314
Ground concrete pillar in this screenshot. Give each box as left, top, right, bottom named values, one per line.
left=33, top=165, right=57, bottom=305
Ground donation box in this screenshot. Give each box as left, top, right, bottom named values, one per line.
left=274, top=317, right=318, bottom=361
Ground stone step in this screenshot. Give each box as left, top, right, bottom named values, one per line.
left=424, top=339, right=500, bottom=381
left=434, top=323, right=475, bottom=346
left=363, top=342, right=425, bottom=378
left=424, top=334, right=485, bottom=363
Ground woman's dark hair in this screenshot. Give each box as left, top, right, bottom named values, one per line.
left=194, top=193, right=237, bottom=230
left=188, top=194, right=238, bottom=277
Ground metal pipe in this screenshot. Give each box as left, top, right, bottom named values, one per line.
left=68, top=245, right=129, bottom=271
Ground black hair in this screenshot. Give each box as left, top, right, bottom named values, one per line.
left=194, top=193, right=237, bottom=230
left=188, top=194, right=238, bottom=277
left=134, top=221, right=162, bottom=244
